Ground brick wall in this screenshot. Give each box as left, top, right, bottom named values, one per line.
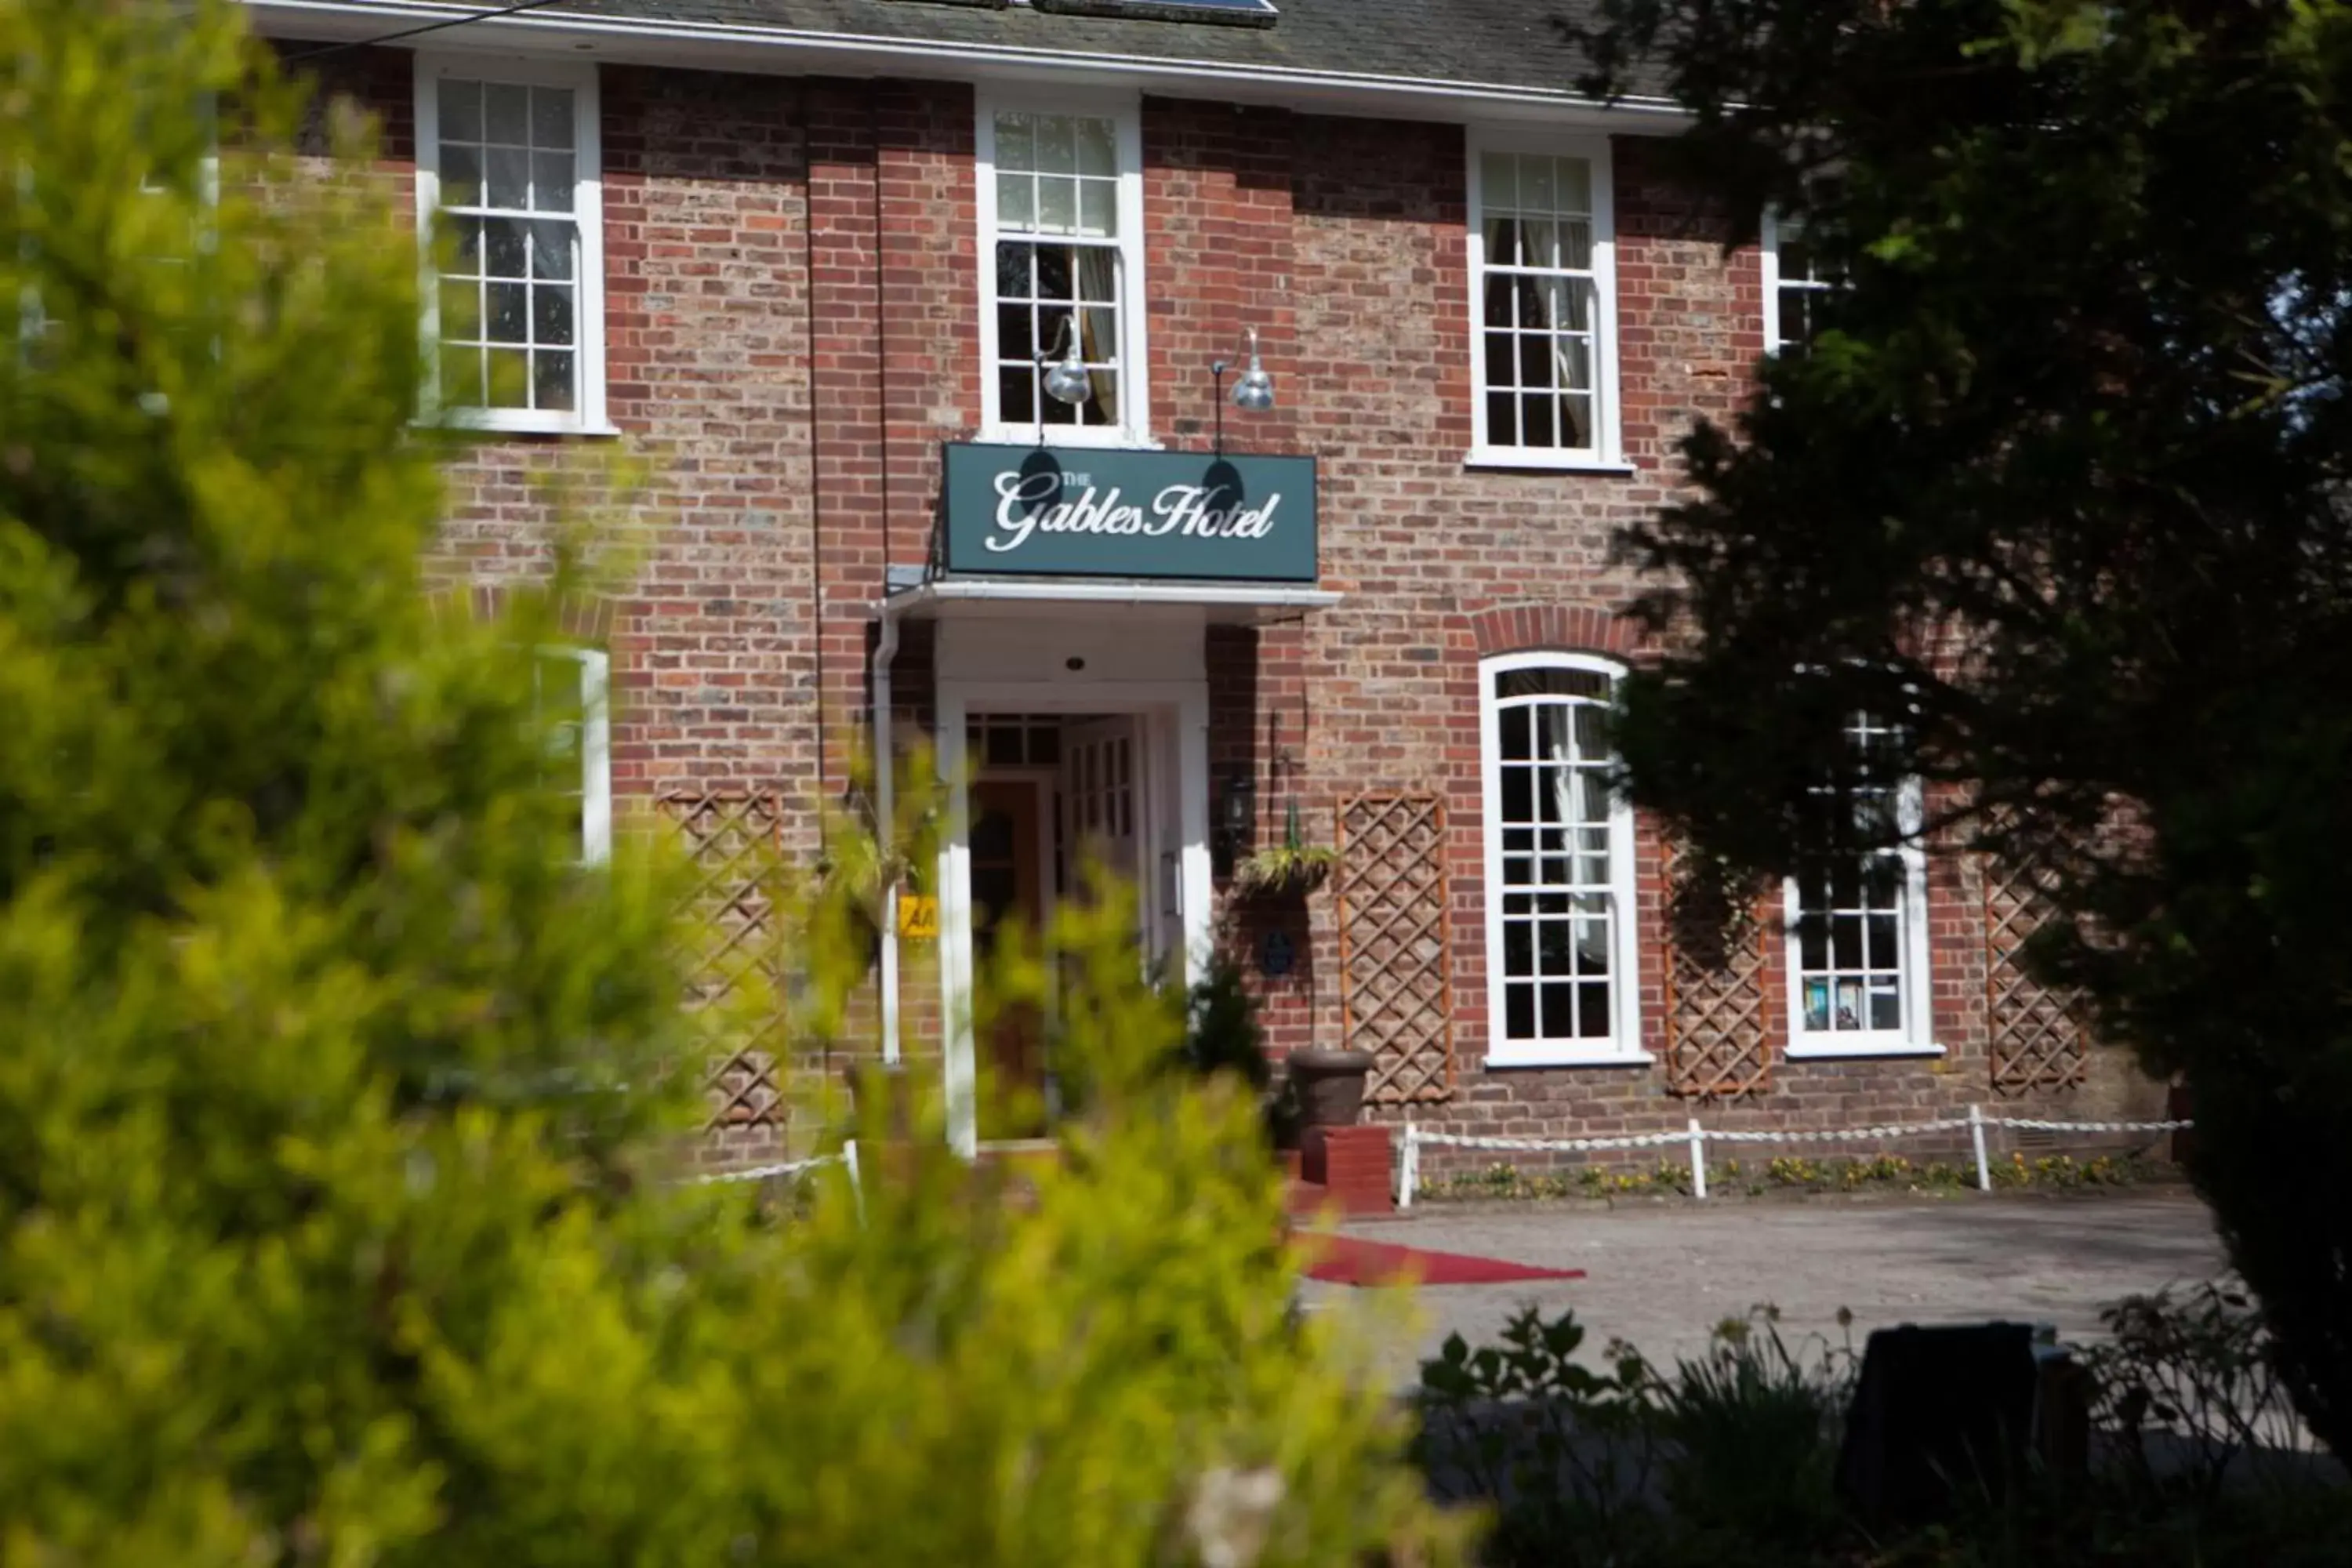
left=288, top=43, right=2156, bottom=1168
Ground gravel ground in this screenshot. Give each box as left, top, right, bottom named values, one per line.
left=1300, top=1188, right=2228, bottom=1385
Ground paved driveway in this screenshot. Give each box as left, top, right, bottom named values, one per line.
left=1301, top=1189, right=2228, bottom=1382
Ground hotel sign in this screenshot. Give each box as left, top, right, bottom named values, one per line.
left=942, top=443, right=1318, bottom=583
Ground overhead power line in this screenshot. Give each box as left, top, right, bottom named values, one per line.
left=284, top=0, right=584, bottom=62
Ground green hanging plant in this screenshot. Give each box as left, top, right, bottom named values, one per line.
left=1233, top=799, right=1338, bottom=898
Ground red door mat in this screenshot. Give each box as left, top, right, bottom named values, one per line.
left=1297, top=1233, right=1587, bottom=1288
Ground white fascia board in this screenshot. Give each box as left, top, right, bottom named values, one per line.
left=880, top=579, right=1343, bottom=618
left=243, top=2, right=1691, bottom=134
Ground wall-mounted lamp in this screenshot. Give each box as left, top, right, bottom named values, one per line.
left=1212, top=763, right=1257, bottom=878
left=1035, top=316, right=1091, bottom=445
left=1210, top=325, right=1275, bottom=454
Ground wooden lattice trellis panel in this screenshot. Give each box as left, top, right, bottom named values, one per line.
left=1983, top=855, right=2088, bottom=1095
left=660, top=790, right=788, bottom=1133
left=1660, top=840, right=1774, bottom=1100
left=1336, top=793, right=1455, bottom=1105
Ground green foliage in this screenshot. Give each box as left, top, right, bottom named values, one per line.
left=1647, top=1307, right=1852, bottom=1551
left=1424, top=1152, right=2158, bottom=1202
left=1420, top=1295, right=2349, bottom=1566
left=0, top=5, right=1468, bottom=1562
left=1415, top=1305, right=1852, bottom=1566
left=2084, top=1278, right=2324, bottom=1503
left=1175, top=950, right=1275, bottom=1095
left=1417, top=1307, right=1666, bottom=1566
left=1574, top=0, right=2352, bottom=1460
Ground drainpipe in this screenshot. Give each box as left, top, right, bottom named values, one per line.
left=873, top=598, right=904, bottom=1067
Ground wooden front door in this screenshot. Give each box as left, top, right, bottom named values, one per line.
left=970, top=777, right=1047, bottom=1137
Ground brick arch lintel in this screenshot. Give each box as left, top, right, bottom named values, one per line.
left=427, top=582, right=619, bottom=644
left=1469, top=604, right=1644, bottom=661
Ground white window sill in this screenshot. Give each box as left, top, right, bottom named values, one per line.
left=1465, top=447, right=1638, bottom=475
left=1784, top=1039, right=1947, bottom=1062
left=424, top=412, right=623, bottom=439
left=1483, top=1047, right=1654, bottom=1070
left=978, top=425, right=1162, bottom=452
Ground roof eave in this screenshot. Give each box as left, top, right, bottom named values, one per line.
left=241, top=0, right=1691, bottom=132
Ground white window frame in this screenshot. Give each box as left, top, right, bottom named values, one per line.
left=975, top=89, right=1152, bottom=448
left=1781, top=755, right=1937, bottom=1059
left=1465, top=132, right=1626, bottom=473
left=539, top=646, right=612, bottom=866
left=1478, top=651, right=1646, bottom=1067
left=1759, top=209, right=1836, bottom=359
left=414, top=54, right=608, bottom=435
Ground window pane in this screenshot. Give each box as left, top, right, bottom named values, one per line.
left=1560, top=217, right=1593, bottom=269
left=440, top=342, right=482, bottom=405
left=1484, top=216, right=1519, bottom=267
left=1038, top=116, right=1076, bottom=173
left=1501, top=766, right=1531, bottom=823
left=999, top=365, right=1036, bottom=424
left=487, top=282, right=527, bottom=343
left=997, top=303, right=1034, bottom=362
left=1486, top=391, right=1516, bottom=445
left=531, top=85, right=574, bottom=149
left=438, top=278, right=480, bottom=339
left=485, top=218, right=527, bottom=278
left=1561, top=393, right=1594, bottom=447
left=1480, top=151, right=1515, bottom=210
left=1074, top=117, right=1116, bottom=176
left=1525, top=157, right=1555, bottom=212
left=996, top=240, right=1033, bottom=299
left=487, top=146, right=528, bottom=209
left=485, top=83, right=529, bottom=144
left=441, top=145, right=481, bottom=207
left=995, top=112, right=1035, bottom=171
left=1555, top=158, right=1592, bottom=213
left=1505, top=983, right=1536, bottom=1041
left=1577, top=984, right=1610, bottom=1039
left=997, top=172, right=1033, bottom=229
left=1483, top=275, right=1515, bottom=328
left=533, top=349, right=575, bottom=412
left=1078, top=182, right=1116, bottom=238
left=1038, top=176, right=1076, bottom=234
left=1496, top=666, right=1611, bottom=703
left=441, top=78, right=484, bottom=141
left=528, top=221, right=574, bottom=280
left=1483, top=332, right=1514, bottom=388
left=533, top=284, right=574, bottom=347
left=487, top=345, right=529, bottom=407
left=532, top=152, right=574, bottom=213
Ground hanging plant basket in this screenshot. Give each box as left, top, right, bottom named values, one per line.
left=1232, top=842, right=1338, bottom=898
left=1232, top=797, right=1337, bottom=899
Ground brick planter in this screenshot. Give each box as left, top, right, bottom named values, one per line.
left=1298, top=1124, right=1394, bottom=1215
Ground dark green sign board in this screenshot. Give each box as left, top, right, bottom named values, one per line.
left=941, top=443, right=1318, bottom=582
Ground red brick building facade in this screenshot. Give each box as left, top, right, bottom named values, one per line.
left=254, top=0, right=2159, bottom=1172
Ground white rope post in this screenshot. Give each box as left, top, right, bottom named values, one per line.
left=843, top=1138, right=866, bottom=1228
left=1969, top=1104, right=1992, bottom=1192
left=1398, top=1122, right=1419, bottom=1211
left=1687, top=1117, right=1708, bottom=1200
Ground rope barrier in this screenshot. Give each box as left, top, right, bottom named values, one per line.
left=1396, top=1110, right=2188, bottom=1210
left=693, top=1141, right=866, bottom=1225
